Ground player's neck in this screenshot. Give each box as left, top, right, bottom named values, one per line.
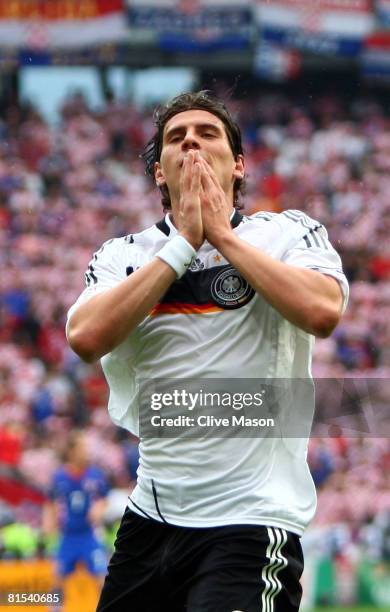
left=67, top=463, right=87, bottom=476
left=168, top=208, right=236, bottom=229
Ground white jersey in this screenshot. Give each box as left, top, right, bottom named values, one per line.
left=68, top=210, right=349, bottom=536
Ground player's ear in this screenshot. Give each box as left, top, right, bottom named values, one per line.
left=233, top=154, right=245, bottom=181
left=154, top=162, right=166, bottom=187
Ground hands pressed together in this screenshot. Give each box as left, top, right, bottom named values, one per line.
left=177, top=150, right=233, bottom=251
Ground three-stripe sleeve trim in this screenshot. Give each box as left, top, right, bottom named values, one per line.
left=85, top=264, right=98, bottom=286
left=84, top=239, right=115, bottom=287
left=283, top=210, right=330, bottom=251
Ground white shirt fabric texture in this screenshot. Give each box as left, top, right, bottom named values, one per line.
left=67, top=209, right=349, bottom=536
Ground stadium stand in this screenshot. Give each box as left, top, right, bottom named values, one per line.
left=0, top=89, right=389, bottom=607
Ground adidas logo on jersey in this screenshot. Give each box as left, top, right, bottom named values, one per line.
left=188, top=257, right=205, bottom=272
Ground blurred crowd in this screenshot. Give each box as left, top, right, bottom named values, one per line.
left=0, top=89, right=389, bottom=565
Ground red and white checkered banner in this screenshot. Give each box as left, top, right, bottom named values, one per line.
left=0, top=0, right=128, bottom=49
left=256, top=0, right=375, bottom=57
left=256, top=0, right=374, bottom=38
left=361, top=31, right=390, bottom=79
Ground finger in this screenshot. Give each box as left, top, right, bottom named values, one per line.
left=200, top=164, right=215, bottom=192
left=180, top=151, right=194, bottom=191
left=200, top=183, right=207, bottom=206
left=190, top=160, right=201, bottom=194
left=195, top=155, right=218, bottom=190
left=179, top=158, right=190, bottom=216
left=200, top=157, right=221, bottom=188
left=180, top=156, right=190, bottom=190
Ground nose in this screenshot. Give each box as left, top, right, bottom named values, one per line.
left=181, top=129, right=200, bottom=151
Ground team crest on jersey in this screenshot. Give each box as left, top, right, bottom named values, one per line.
left=188, top=257, right=204, bottom=272
left=211, top=266, right=255, bottom=309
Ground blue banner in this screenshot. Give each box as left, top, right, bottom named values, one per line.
left=262, top=26, right=363, bottom=58
left=127, top=3, right=252, bottom=52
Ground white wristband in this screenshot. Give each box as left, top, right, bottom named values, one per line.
left=156, top=235, right=197, bottom=279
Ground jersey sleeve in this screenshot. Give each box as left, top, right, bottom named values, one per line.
left=48, top=471, right=61, bottom=501
left=88, top=466, right=110, bottom=499
left=282, top=216, right=349, bottom=313
left=96, top=470, right=110, bottom=498
left=67, top=238, right=127, bottom=322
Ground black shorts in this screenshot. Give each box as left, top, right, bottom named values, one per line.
left=97, top=508, right=304, bottom=612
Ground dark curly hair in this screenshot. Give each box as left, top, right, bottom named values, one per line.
left=141, top=90, right=245, bottom=210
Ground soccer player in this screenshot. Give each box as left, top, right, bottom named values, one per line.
left=43, top=431, right=108, bottom=595
left=67, top=91, right=348, bottom=611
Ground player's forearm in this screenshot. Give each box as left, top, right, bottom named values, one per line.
left=216, top=233, right=343, bottom=338
left=67, top=258, right=176, bottom=362
left=42, top=503, right=58, bottom=536
left=89, top=498, right=108, bottom=526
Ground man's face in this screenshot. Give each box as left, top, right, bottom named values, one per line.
left=154, top=109, right=244, bottom=208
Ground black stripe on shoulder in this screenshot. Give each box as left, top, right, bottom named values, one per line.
left=310, top=229, right=321, bottom=248
left=316, top=230, right=329, bottom=250
left=251, top=212, right=275, bottom=221
left=301, top=230, right=316, bottom=249
left=300, top=228, right=331, bottom=250
left=87, top=264, right=98, bottom=284
left=156, top=217, right=170, bottom=237
left=85, top=268, right=97, bottom=286
left=284, top=209, right=303, bottom=219
left=284, top=211, right=327, bottom=244
left=283, top=210, right=313, bottom=227
left=85, top=239, right=114, bottom=286
left=283, top=210, right=306, bottom=224
left=283, top=210, right=323, bottom=233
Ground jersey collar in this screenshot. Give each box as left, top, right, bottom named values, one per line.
left=231, top=209, right=243, bottom=229
left=155, top=209, right=243, bottom=237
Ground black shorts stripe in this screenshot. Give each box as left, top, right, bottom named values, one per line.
left=261, top=527, right=288, bottom=612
